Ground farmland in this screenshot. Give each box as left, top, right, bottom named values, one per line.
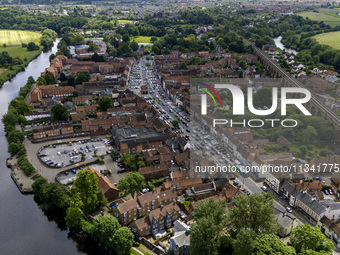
left=298, top=10, right=340, bottom=27
left=0, top=30, right=41, bottom=46
left=0, top=30, right=42, bottom=87
left=312, top=31, right=340, bottom=50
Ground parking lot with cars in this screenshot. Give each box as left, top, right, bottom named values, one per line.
left=38, top=138, right=112, bottom=168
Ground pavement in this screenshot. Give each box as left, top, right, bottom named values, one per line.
left=7, top=155, right=34, bottom=193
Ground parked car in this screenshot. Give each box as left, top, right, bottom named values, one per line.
left=286, top=207, right=293, bottom=213
left=329, top=189, right=334, bottom=195
left=324, top=189, right=329, bottom=195
left=261, top=186, right=268, bottom=192
left=110, top=202, right=117, bottom=209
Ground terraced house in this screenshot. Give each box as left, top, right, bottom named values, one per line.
left=131, top=202, right=180, bottom=237
left=112, top=188, right=177, bottom=226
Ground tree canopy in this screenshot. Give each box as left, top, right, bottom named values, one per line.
left=98, top=96, right=112, bottom=111
left=190, top=199, right=227, bottom=255
left=118, top=171, right=145, bottom=198
left=226, top=192, right=278, bottom=237
left=51, top=103, right=69, bottom=121
left=290, top=225, right=334, bottom=254
left=70, top=169, right=107, bottom=214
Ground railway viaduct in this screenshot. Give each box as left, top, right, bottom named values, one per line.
left=243, top=38, right=340, bottom=142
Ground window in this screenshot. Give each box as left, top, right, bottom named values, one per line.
left=138, top=208, right=142, bottom=217
left=152, top=200, right=155, bottom=210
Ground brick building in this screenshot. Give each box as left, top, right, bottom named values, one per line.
left=139, top=164, right=169, bottom=180
left=31, top=85, right=74, bottom=102
left=32, top=123, right=73, bottom=140
left=112, top=189, right=177, bottom=226
left=131, top=202, right=180, bottom=237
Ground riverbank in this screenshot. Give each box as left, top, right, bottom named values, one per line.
left=6, top=156, right=35, bottom=194
left=0, top=47, right=42, bottom=87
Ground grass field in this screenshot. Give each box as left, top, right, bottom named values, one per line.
left=298, top=10, right=340, bottom=27
left=0, top=30, right=42, bottom=87
left=118, top=19, right=134, bottom=24
left=312, top=31, right=340, bottom=50
left=131, top=36, right=156, bottom=43
left=0, top=30, right=41, bottom=46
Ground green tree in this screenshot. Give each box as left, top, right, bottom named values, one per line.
left=36, top=77, right=47, bottom=86
left=70, top=169, right=107, bottom=213
left=179, top=61, right=188, bottom=70
left=90, top=215, right=120, bottom=246
left=87, top=42, right=99, bottom=52
left=232, top=229, right=257, bottom=255
left=51, top=103, right=69, bottom=121
left=18, top=115, right=26, bottom=123
left=72, top=90, right=79, bottom=97
left=49, top=53, right=55, bottom=62
left=32, top=177, right=69, bottom=211
left=130, top=41, right=139, bottom=51
left=255, top=234, right=296, bottom=255
left=118, top=172, right=145, bottom=198
left=303, top=125, right=317, bottom=142
left=171, top=120, right=180, bottom=129
left=8, top=130, right=25, bottom=144
left=65, top=206, right=85, bottom=229
left=44, top=71, right=55, bottom=85
left=226, top=193, right=278, bottom=237
left=253, top=86, right=273, bottom=107
left=99, top=96, right=112, bottom=111
left=122, top=34, right=130, bottom=43
left=16, top=100, right=32, bottom=115
left=290, top=225, right=334, bottom=254
left=32, top=176, right=48, bottom=198
left=2, top=110, right=18, bottom=127
left=75, top=71, right=90, bottom=85
left=8, top=142, right=20, bottom=156
left=300, top=145, right=307, bottom=158
left=113, top=227, right=135, bottom=255
left=40, top=182, right=70, bottom=210
left=190, top=199, right=227, bottom=255
left=27, top=42, right=40, bottom=51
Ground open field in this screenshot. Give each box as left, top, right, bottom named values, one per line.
left=312, top=31, right=340, bottom=50
left=0, top=30, right=41, bottom=46
left=298, top=10, right=340, bottom=27
left=131, top=36, right=157, bottom=43
left=118, top=19, right=134, bottom=24
left=0, top=45, right=41, bottom=61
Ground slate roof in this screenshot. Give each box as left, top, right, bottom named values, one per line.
left=298, top=192, right=326, bottom=216
left=274, top=208, right=296, bottom=228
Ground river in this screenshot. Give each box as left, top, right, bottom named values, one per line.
left=0, top=40, right=105, bottom=255
left=273, top=36, right=298, bottom=55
